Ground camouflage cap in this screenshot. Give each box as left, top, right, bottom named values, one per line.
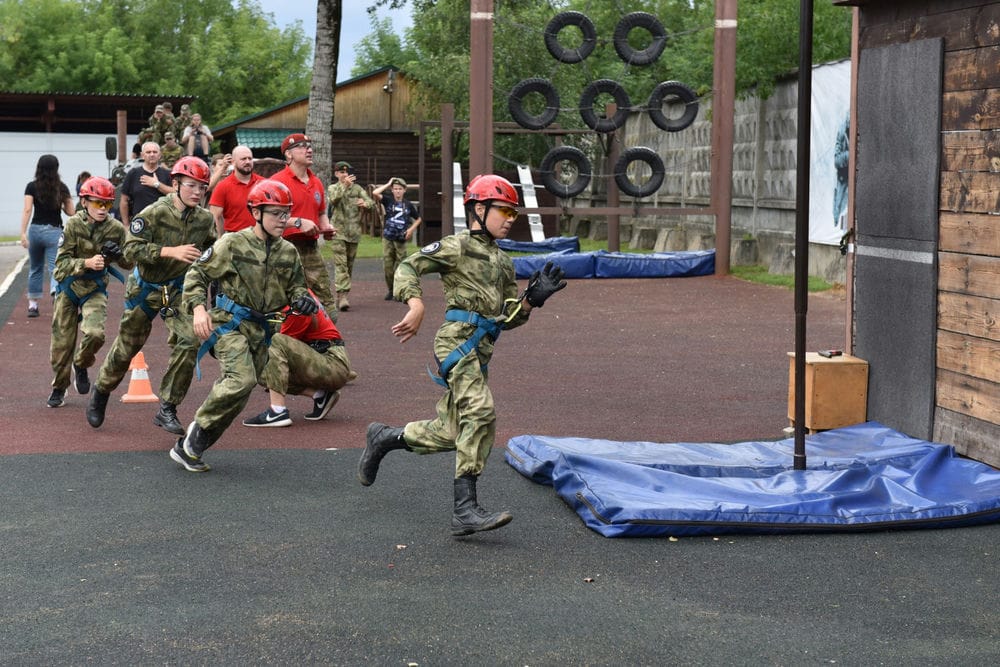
left=335, top=161, right=352, bottom=171
left=390, top=177, right=407, bottom=188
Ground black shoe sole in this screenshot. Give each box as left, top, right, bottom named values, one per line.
left=451, top=512, right=513, bottom=537
left=154, top=415, right=186, bottom=435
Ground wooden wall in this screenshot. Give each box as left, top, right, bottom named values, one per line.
left=856, top=1, right=1000, bottom=464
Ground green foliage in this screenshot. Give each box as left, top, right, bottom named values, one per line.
left=0, top=0, right=312, bottom=126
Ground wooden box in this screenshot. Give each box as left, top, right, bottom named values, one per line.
left=787, top=353, right=869, bottom=431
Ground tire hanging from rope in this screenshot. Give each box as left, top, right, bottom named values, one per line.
left=612, top=12, right=667, bottom=66
left=614, top=147, right=665, bottom=198
left=540, top=146, right=592, bottom=198
left=544, top=11, right=598, bottom=64
left=647, top=81, right=699, bottom=132
left=508, top=78, right=561, bottom=130
left=579, top=79, right=631, bottom=133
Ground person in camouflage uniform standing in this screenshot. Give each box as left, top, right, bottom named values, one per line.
left=357, top=174, right=567, bottom=537
left=47, top=176, right=134, bottom=408
left=86, top=157, right=216, bottom=435
left=170, top=179, right=316, bottom=472
left=327, top=161, right=374, bottom=311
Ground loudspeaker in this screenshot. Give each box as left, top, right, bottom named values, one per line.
left=105, top=137, right=117, bottom=161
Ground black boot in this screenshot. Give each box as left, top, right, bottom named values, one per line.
left=153, top=400, right=185, bottom=435
left=451, top=474, right=513, bottom=537
left=358, top=422, right=407, bottom=486
left=181, top=420, right=215, bottom=460
left=86, top=387, right=110, bottom=428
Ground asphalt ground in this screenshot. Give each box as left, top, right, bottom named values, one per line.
left=1, top=244, right=997, bottom=665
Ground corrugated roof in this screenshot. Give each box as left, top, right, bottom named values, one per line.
left=235, top=128, right=301, bottom=149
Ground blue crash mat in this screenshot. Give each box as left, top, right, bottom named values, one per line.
left=512, top=249, right=714, bottom=279
left=498, top=236, right=580, bottom=254
left=505, top=422, right=1000, bottom=537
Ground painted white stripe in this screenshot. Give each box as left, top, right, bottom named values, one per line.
left=0, top=255, right=28, bottom=298
left=856, top=245, right=934, bottom=264
left=470, top=12, right=494, bottom=20
left=716, top=19, right=738, bottom=28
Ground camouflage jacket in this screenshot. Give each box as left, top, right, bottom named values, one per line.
left=54, top=211, right=134, bottom=297
left=327, top=181, right=373, bottom=242
left=123, top=195, right=216, bottom=284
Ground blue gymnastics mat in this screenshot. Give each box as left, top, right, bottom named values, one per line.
left=512, top=249, right=715, bottom=279
left=505, top=422, right=1000, bottom=537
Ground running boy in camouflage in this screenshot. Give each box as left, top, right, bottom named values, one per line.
left=48, top=176, right=133, bottom=408
left=171, top=179, right=317, bottom=472
left=358, top=174, right=566, bottom=536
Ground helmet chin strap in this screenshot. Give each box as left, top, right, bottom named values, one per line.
left=469, top=202, right=494, bottom=240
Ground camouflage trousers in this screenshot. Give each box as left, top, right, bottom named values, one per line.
left=382, top=238, right=409, bottom=293
left=294, top=242, right=337, bottom=317
left=95, top=287, right=198, bottom=406
left=403, top=349, right=495, bottom=478
left=261, top=333, right=353, bottom=397
left=330, top=239, right=358, bottom=295
left=49, top=290, right=109, bottom=390
left=193, top=328, right=270, bottom=436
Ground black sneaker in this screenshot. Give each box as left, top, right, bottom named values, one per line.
left=47, top=387, right=65, bottom=408
left=384, top=292, right=394, bottom=301
left=304, top=390, right=340, bottom=421
left=170, top=441, right=210, bottom=472
left=242, top=407, right=292, bottom=428
left=72, top=365, right=90, bottom=395
left=27, top=306, right=39, bottom=318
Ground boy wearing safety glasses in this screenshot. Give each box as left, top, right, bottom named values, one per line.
left=47, top=176, right=133, bottom=409
left=86, top=157, right=216, bottom=435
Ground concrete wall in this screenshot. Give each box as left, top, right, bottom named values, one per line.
left=1, top=132, right=120, bottom=236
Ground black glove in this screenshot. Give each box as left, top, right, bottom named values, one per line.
left=100, top=240, right=122, bottom=263
left=290, top=294, right=319, bottom=316
left=524, top=261, right=567, bottom=308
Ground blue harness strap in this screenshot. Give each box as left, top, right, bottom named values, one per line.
left=125, top=267, right=185, bottom=320
left=55, top=266, right=126, bottom=312
left=428, top=309, right=503, bottom=387
left=195, top=293, right=275, bottom=380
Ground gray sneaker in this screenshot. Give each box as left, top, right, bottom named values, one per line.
left=170, top=441, right=210, bottom=472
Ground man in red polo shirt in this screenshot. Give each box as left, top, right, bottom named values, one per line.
left=270, top=133, right=338, bottom=315
left=208, top=145, right=263, bottom=236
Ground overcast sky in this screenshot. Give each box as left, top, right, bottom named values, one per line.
left=251, top=1, right=414, bottom=79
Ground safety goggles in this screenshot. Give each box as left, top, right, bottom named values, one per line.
left=263, top=208, right=291, bottom=221
left=495, top=205, right=519, bottom=219
left=87, top=200, right=114, bottom=210
left=180, top=180, right=208, bottom=193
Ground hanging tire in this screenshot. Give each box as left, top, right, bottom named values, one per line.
left=613, top=12, right=667, bottom=66
left=647, top=81, right=699, bottom=132
left=614, top=147, right=665, bottom=198
left=544, top=11, right=597, bottom=64
left=540, top=146, right=591, bottom=199
left=579, top=79, right=631, bottom=133
left=508, top=78, right=560, bottom=130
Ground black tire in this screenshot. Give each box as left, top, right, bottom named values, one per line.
left=578, top=79, right=631, bottom=133
left=613, top=12, right=667, bottom=66
left=540, top=146, right=591, bottom=199
left=614, top=147, right=665, bottom=198
left=647, top=81, right=699, bottom=132
left=544, top=11, right=597, bottom=64
left=508, top=78, right=560, bottom=130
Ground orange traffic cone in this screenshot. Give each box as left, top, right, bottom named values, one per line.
left=121, top=352, right=159, bottom=403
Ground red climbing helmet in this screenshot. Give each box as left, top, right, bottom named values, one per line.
left=247, top=179, right=293, bottom=209
left=79, top=176, right=116, bottom=201
left=171, top=156, right=211, bottom=184
left=463, top=174, right=520, bottom=207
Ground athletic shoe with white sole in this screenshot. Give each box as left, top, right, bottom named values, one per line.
left=47, top=387, right=65, bottom=408
left=304, top=390, right=340, bottom=421
left=242, top=407, right=292, bottom=427
left=170, top=441, right=210, bottom=472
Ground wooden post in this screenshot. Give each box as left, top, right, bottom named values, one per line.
left=710, top=0, right=737, bottom=276
left=441, top=104, right=455, bottom=237
left=469, top=0, right=494, bottom=178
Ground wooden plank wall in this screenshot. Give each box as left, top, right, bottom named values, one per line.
left=859, top=1, right=1000, bottom=464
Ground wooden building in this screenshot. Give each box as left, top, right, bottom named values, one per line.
left=834, top=0, right=1000, bottom=465
left=213, top=67, right=444, bottom=231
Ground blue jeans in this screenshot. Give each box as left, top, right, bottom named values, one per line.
left=27, top=224, right=61, bottom=299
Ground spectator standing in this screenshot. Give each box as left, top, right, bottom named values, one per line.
left=326, top=161, right=374, bottom=311
left=372, top=176, right=422, bottom=300
left=119, top=142, right=172, bottom=225
left=160, top=132, right=183, bottom=169
left=182, top=113, right=213, bottom=162
left=20, top=154, right=75, bottom=317
left=175, top=104, right=193, bottom=137
left=270, top=133, right=338, bottom=315
left=48, top=176, right=133, bottom=408
left=143, top=104, right=174, bottom=145
left=208, top=146, right=263, bottom=236
left=86, top=157, right=216, bottom=436
left=243, top=289, right=354, bottom=427
left=172, top=179, right=316, bottom=472
left=357, top=174, right=567, bottom=537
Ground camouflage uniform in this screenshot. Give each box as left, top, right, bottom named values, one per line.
left=327, top=181, right=373, bottom=295
left=394, top=231, right=531, bottom=477
left=183, top=228, right=309, bottom=436
left=160, top=143, right=182, bottom=169
left=94, top=195, right=215, bottom=406
left=263, top=309, right=353, bottom=399
left=50, top=211, right=133, bottom=391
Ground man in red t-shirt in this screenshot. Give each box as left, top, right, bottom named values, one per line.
left=270, top=133, right=338, bottom=314
left=208, top=145, right=263, bottom=235
left=243, top=291, right=355, bottom=427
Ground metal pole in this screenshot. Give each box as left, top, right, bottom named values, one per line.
left=710, top=0, right=737, bottom=276
left=606, top=104, right=620, bottom=253
left=441, top=103, right=455, bottom=237
left=469, top=0, right=494, bottom=178
left=793, top=0, right=814, bottom=471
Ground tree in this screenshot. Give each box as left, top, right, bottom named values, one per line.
left=353, top=15, right=417, bottom=77
left=306, top=0, right=343, bottom=185
left=0, top=0, right=313, bottom=127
